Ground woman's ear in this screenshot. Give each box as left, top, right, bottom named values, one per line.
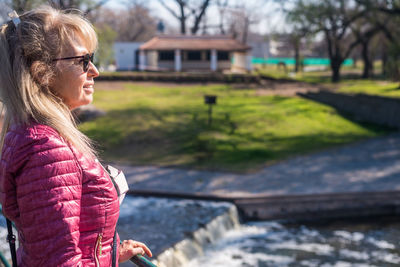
left=30, top=60, right=54, bottom=88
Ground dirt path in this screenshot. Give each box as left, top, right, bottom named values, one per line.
left=117, top=133, right=400, bottom=197
left=255, top=80, right=323, bottom=97
left=95, top=80, right=327, bottom=97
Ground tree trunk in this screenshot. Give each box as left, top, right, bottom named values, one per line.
left=190, top=0, right=210, bottom=35
left=294, top=38, right=300, bottom=73
left=180, top=18, right=186, bottom=34
left=241, top=17, right=249, bottom=44
left=179, top=3, right=186, bottom=34
left=382, top=42, right=388, bottom=77
left=361, top=42, right=372, bottom=78
left=331, top=57, right=342, bottom=83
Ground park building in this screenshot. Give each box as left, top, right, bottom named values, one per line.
left=113, top=42, right=142, bottom=71
left=114, top=35, right=252, bottom=72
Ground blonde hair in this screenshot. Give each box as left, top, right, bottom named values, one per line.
left=0, top=6, right=98, bottom=158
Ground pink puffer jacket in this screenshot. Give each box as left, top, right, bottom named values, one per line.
left=0, top=122, right=120, bottom=266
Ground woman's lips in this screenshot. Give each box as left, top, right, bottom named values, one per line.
left=83, top=85, right=94, bottom=93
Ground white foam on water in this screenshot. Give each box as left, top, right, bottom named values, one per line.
left=299, top=259, right=321, bottom=267
left=187, top=246, right=294, bottom=267
left=320, top=261, right=376, bottom=267
left=247, top=221, right=285, bottom=230
left=299, top=226, right=320, bottom=238
left=269, top=240, right=334, bottom=256
left=0, top=214, right=18, bottom=261
left=366, top=237, right=396, bottom=249
left=371, top=250, right=400, bottom=264
left=333, top=231, right=364, bottom=242
left=0, top=225, right=13, bottom=260
left=339, top=249, right=370, bottom=261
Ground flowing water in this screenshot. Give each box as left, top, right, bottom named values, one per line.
left=1, top=197, right=399, bottom=267
left=187, top=217, right=400, bottom=267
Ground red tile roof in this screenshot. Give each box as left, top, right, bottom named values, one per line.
left=140, top=35, right=251, bottom=51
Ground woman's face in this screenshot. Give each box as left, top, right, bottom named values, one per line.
left=51, top=36, right=99, bottom=110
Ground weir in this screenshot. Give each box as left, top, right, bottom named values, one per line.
left=155, top=205, right=240, bottom=267
left=117, top=196, right=241, bottom=267
left=1, top=191, right=399, bottom=266
left=126, top=189, right=400, bottom=266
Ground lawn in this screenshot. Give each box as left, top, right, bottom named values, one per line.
left=80, top=82, right=388, bottom=172
left=255, top=64, right=400, bottom=98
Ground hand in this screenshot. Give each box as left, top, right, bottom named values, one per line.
left=118, top=240, right=153, bottom=263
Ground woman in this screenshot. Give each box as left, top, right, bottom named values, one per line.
left=0, top=6, right=152, bottom=266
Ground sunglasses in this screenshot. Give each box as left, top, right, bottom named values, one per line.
left=53, top=53, right=94, bottom=72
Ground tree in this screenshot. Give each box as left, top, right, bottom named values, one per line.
left=285, top=11, right=314, bottom=73
left=355, top=0, right=400, bottom=80
left=287, top=0, right=365, bottom=82
left=0, top=0, right=108, bottom=15
left=219, top=0, right=270, bottom=44
left=157, top=0, right=211, bottom=35
left=356, top=0, right=400, bottom=15
left=51, top=0, right=109, bottom=14
left=92, top=5, right=157, bottom=42
left=94, top=24, right=117, bottom=69
left=350, top=17, right=382, bottom=78
left=215, top=0, right=228, bottom=35
left=0, top=0, right=43, bottom=15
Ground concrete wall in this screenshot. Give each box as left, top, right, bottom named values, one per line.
left=157, top=60, right=231, bottom=71
left=147, top=51, right=158, bottom=70
left=158, top=61, right=175, bottom=71
left=299, top=91, right=400, bottom=129
left=232, top=52, right=252, bottom=72
left=181, top=61, right=212, bottom=70
left=114, top=42, right=143, bottom=71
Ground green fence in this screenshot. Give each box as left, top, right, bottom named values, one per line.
left=252, top=57, right=354, bottom=66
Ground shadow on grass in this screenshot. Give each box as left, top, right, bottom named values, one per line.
left=81, top=104, right=388, bottom=173
left=298, top=72, right=394, bottom=85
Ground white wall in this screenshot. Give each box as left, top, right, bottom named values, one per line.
left=114, top=42, right=143, bottom=71
left=232, top=52, right=252, bottom=72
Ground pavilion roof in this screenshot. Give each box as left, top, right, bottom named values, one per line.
left=140, top=35, right=251, bottom=51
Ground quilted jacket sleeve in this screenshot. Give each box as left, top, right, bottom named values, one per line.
left=4, top=128, right=84, bottom=266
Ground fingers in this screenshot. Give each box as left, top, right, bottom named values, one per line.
left=130, top=247, right=145, bottom=256
left=131, top=241, right=153, bottom=257
left=121, top=240, right=153, bottom=257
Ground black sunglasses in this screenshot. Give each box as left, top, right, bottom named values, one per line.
left=53, top=53, right=94, bottom=72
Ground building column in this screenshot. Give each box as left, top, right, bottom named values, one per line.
left=211, top=49, right=217, bottom=71
left=174, top=49, right=181, bottom=72
left=139, top=50, right=146, bottom=71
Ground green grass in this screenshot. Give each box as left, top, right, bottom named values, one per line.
left=256, top=64, right=400, bottom=98
left=337, top=80, right=400, bottom=97
left=254, top=65, right=296, bottom=80
left=80, top=82, right=389, bottom=172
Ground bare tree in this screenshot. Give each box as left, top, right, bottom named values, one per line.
left=0, top=0, right=108, bottom=15
left=216, top=0, right=228, bottom=34
left=0, top=1, right=11, bottom=22
left=287, top=0, right=365, bottom=82
left=93, top=5, right=157, bottom=42
left=350, top=17, right=382, bottom=78
left=220, top=0, right=271, bottom=44
left=157, top=0, right=211, bottom=35
left=356, top=0, right=400, bottom=15
left=48, top=0, right=109, bottom=14
left=0, top=0, right=43, bottom=14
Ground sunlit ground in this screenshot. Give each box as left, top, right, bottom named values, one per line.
left=80, top=81, right=389, bottom=172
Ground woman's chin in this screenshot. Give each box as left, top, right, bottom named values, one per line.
left=69, top=98, right=93, bottom=110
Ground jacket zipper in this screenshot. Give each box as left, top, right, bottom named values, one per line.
left=95, top=233, right=103, bottom=267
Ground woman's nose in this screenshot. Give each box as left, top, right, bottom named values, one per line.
left=87, top=62, right=99, bottom=78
